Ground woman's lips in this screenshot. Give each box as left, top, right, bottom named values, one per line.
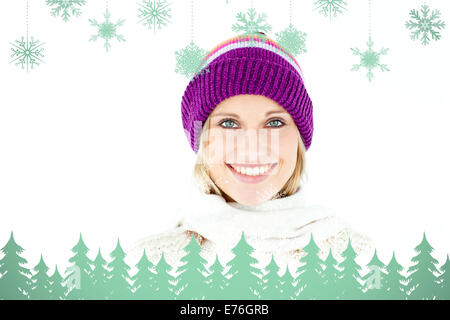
left=225, top=163, right=277, bottom=184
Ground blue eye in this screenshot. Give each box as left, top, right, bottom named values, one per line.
left=267, top=119, right=285, bottom=127
left=219, top=119, right=238, bottom=128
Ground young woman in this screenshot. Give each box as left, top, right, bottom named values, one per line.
left=127, top=33, right=373, bottom=275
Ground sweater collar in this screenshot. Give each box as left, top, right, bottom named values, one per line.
left=178, top=177, right=342, bottom=251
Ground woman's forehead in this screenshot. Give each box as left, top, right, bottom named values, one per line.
left=211, top=94, right=287, bottom=115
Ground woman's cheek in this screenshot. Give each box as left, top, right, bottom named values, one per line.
left=205, top=130, right=226, bottom=166
left=278, top=129, right=299, bottom=167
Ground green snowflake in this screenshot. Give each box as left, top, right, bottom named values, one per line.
left=232, top=6, right=272, bottom=36
left=46, top=0, right=86, bottom=22
left=10, top=35, right=45, bottom=72
left=405, top=4, right=446, bottom=45
left=138, top=0, right=172, bottom=33
left=175, top=41, right=208, bottom=79
left=275, top=24, right=307, bottom=57
left=351, top=36, right=389, bottom=82
left=89, top=8, right=125, bottom=52
left=314, top=0, right=347, bottom=20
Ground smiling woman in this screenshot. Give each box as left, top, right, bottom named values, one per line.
left=126, top=33, right=373, bottom=277
left=194, top=94, right=306, bottom=205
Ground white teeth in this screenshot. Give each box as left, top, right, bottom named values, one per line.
left=228, top=164, right=274, bottom=176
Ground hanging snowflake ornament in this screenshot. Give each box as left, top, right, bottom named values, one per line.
left=405, top=4, right=446, bottom=45
left=89, top=8, right=125, bottom=52
left=10, top=35, right=45, bottom=72
left=232, top=6, right=272, bottom=36
left=275, top=24, right=307, bottom=57
left=313, top=0, right=348, bottom=20
left=175, top=41, right=208, bottom=79
left=46, top=0, right=86, bottom=22
left=138, top=0, right=172, bottom=33
left=350, top=36, right=389, bottom=82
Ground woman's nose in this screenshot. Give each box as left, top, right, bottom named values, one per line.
left=230, top=128, right=279, bottom=163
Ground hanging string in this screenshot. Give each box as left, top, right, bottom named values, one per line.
left=289, top=0, right=292, bottom=26
left=26, top=0, right=29, bottom=40
left=190, top=0, right=194, bottom=42
left=368, top=0, right=372, bottom=38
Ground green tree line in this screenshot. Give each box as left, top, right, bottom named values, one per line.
left=0, top=231, right=449, bottom=300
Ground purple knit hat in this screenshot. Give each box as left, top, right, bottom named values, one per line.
left=181, top=33, right=313, bottom=154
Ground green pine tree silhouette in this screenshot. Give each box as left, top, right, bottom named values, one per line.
left=2, top=230, right=449, bottom=300
left=131, top=249, right=156, bottom=299
left=223, top=231, right=263, bottom=299
left=384, top=252, right=408, bottom=299
left=321, top=247, right=342, bottom=299
left=295, top=233, right=326, bottom=299
left=279, top=265, right=297, bottom=300
left=107, top=238, right=132, bottom=299
left=406, top=232, right=441, bottom=299
left=0, top=232, right=32, bottom=299
left=436, top=254, right=450, bottom=300
left=205, top=253, right=228, bottom=299
left=361, top=249, right=387, bottom=299
left=260, top=254, right=283, bottom=299
left=175, top=233, right=210, bottom=299
left=48, top=265, right=66, bottom=300
left=153, top=252, right=176, bottom=299
left=64, top=233, right=94, bottom=299
left=30, top=254, right=52, bottom=299
left=336, top=238, right=364, bottom=299
left=90, top=248, right=111, bottom=299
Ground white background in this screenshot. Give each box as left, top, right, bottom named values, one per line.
left=0, top=0, right=449, bottom=275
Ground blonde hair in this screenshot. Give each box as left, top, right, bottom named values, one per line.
left=192, top=116, right=308, bottom=200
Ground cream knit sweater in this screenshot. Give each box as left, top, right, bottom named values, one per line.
left=126, top=179, right=374, bottom=276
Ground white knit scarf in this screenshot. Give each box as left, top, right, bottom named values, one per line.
left=177, top=178, right=348, bottom=255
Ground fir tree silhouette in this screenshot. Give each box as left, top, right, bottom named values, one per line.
left=30, top=254, right=51, bottom=299
left=153, top=252, right=176, bottom=299
left=64, top=233, right=94, bottom=299
left=131, top=249, right=156, bottom=300
left=406, top=232, right=441, bottom=299
left=0, top=232, right=32, bottom=299
left=107, top=238, right=132, bottom=299
left=295, top=234, right=326, bottom=299
left=321, top=247, right=341, bottom=299
left=175, top=233, right=210, bottom=299
left=336, top=238, right=364, bottom=299
left=2, top=230, right=449, bottom=300
left=223, top=231, right=263, bottom=299
left=205, top=253, right=228, bottom=299
left=260, top=254, right=283, bottom=299
left=279, top=265, right=297, bottom=300
left=91, top=248, right=111, bottom=299
left=361, top=249, right=387, bottom=299
left=436, top=254, right=450, bottom=300
left=384, top=252, right=408, bottom=299
left=48, top=265, right=66, bottom=300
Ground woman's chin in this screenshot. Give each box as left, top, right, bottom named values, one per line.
left=225, top=186, right=274, bottom=206
left=230, top=197, right=262, bottom=206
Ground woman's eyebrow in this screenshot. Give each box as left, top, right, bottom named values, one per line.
left=211, top=110, right=288, bottom=119
left=265, top=110, right=289, bottom=116
left=211, top=112, right=240, bottom=119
